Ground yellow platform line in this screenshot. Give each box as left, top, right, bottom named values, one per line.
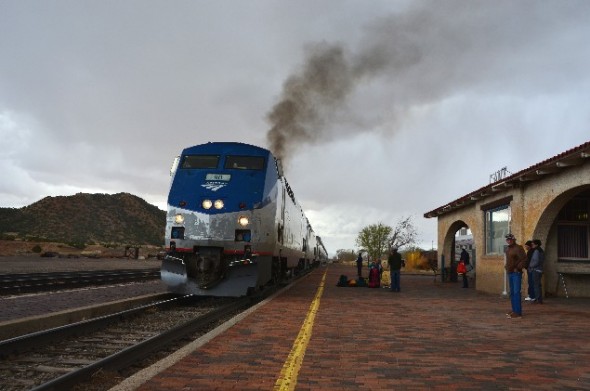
left=274, top=269, right=327, bottom=391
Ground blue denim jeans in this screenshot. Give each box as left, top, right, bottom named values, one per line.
left=391, top=270, right=400, bottom=292
left=533, top=271, right=543, bottom=302
left=526, top=270, right=534, bottom=298
left=509, top=272, right=522, bottom=315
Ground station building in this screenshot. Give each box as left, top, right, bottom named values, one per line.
left=424, top=141, right=590, bottom=297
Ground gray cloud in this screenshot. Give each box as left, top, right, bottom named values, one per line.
left=266, top=0, right=590, bottom=165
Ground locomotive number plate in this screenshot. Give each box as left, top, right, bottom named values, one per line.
left=206, top=173, right=231, bottom=181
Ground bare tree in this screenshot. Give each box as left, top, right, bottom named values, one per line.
left=355, top=216, right=418, bottom=263
left=389, top=216, right=418, bottom=250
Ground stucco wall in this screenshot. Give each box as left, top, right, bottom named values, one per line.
left=435, top=160, right=590, bottom=297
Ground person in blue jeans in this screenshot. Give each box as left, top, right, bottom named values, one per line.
left=529, top=239, right=545, bottom=304
left=504, top=233, right=527, bottom=318
left=524, top=240, right=535, bottom=301
left=388, top=247, right=403, bottom=292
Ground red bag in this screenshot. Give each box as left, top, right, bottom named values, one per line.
left=457, top=261, right=467, bottom=274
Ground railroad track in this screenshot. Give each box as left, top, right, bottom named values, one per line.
left=0, top=269, right=161, bottom=295
left=0, top=293, right=258, bottom=391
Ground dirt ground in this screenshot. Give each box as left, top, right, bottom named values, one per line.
left=0, top=239, right=162, bottom=257
left=0, top=240, right=163, bottom=273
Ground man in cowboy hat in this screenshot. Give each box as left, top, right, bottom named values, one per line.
left=505, top=233, right=527, bottom=318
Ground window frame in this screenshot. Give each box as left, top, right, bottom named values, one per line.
left=557, top=196, right=590, bottom=262
left=180, top=155, right=220, bottom=169
left=484, top=204, right=511, bottom=255
left=224, top=155, right=265, bottom=170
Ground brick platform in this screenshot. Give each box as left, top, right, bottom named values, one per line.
left=122, top=264, right=590, bottom=390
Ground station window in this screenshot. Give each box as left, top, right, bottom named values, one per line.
left=557, top=195, right=590, bottom=262
left=181, top=155, right=219, bottom=169
left=485, top=205, right=511, bottom=255
left=224, top=156, right=265, bottom=170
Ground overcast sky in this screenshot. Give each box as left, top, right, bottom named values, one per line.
left=1, top=1, right=589, bottom=255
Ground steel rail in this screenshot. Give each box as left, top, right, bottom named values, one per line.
left=29, top=296, right=254, bottom=391
left=0, top=269, right=160, bottom=295
left=0, top=293, right=183, bottom=357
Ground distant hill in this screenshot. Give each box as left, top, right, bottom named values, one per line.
left=0, top=193, right=166, bottom=246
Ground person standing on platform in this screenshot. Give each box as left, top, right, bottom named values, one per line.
left=356, top=252, right=363, bottom=278
left=524, top=240, right=535, bottom=301
left=459, top=248, right=470, bottom=288
left=388, top=247, right=403, bottom=292
left=505, top=233, right=527, bottom=318
left=368, top=260, right=380, bottom=288
left=529, top=239, right=545, bottom=304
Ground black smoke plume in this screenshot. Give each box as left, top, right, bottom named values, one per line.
left=266, top=0, right=587, bottom=165
left=266, top=43, right=353, bottom=163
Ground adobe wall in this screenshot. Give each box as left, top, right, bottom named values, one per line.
left=436, top=160, right=590, bottom=297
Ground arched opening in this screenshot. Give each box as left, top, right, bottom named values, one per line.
left=442, top=220, right=476, bottom=285
left=533, top=185, right=590, bottom=296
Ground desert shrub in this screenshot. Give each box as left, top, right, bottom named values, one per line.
left=31, top=244, right=42, bottom=253
left=69, top=242, right=87, bottom=250
left=403, top=251, right=431, bottom=270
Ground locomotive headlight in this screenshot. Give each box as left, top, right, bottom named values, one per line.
left=202, top=199, right=213, bottom=209
left=238, top=216, right=249, bottom=226
left=174, top=214, right=185, bottom=224
left=214, top=199, right=224, bottom=209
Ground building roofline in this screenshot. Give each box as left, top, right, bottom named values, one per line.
left=424, top=140, right=590, bottom=218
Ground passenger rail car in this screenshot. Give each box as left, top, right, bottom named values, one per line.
left=161, top=142, right=327, bottom=296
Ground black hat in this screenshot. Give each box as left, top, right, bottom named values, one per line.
left=505, top=233, right=516, bottom=240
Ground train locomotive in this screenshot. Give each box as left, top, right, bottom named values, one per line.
left=161, top=142, right=328, bottom=296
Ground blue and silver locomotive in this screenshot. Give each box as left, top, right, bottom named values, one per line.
left=161, top=142, right=328, bottom=296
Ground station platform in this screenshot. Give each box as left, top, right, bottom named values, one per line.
left=114, top=264, right=590, bottom=390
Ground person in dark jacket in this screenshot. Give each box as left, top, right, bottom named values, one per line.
left=388, top=247, right=403, bottom=292
left=524, top=240, right=535, bottom=301
left=505, top=233, right=527, bottom=318
left=459, top=248, right=470, bottom=288
left=356, top=253, right=363, bottom=278
left=529, top=239, right=545, bottom=304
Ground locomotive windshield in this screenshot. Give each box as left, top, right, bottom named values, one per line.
left=224, top=156, right=264, bottom=170
left=181, top=155, right=219, bottom=169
